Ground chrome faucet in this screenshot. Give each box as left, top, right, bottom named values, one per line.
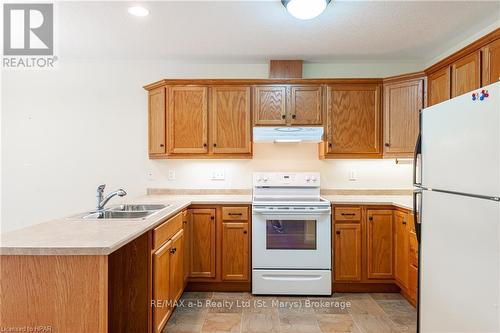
left=96, top=184, right=127, bottom=211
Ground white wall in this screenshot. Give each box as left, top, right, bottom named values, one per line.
left=1, top=60, right=417, bottom=233
left=148, top=143, right=412, bottom=190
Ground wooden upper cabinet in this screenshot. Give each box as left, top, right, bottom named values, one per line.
left=334, top=223, right=362, bottom=281
left=167, top=86, right=208, bottom=154
left=189, top=208, right=216, bottom=278
left=148, top=87, right=166, bottom=156
left=482, top=38, right=500, bottom=86
left=222, top=222, right=249, bottom=281
left=428, top=67, right=451, bottom=106
left=290, top=85, right=323, bottom=125
left=394, top=211, right=409, bottom=289
left=325, top=84, right=381, bottom=157
left=452, top=51, right=481, bottom=97
left=366, top=209, right=394, bottom=280
left=211, top=86, right=252, bottom=154
left=383, top=78, right=424, bottom=157
left=253, top=85, right=287, bottom=125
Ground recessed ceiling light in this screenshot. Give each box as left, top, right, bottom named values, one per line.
left=128, top=6, right=149, bottom=17
left=282, top=0, right=331, bottom=20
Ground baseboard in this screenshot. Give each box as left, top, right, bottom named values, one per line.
left=333, top=282, right=400, bottom=293
left=186, top=281, right=251, bottom=292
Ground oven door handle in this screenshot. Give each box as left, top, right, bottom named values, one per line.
left=252, top=208, right=331, bottom=215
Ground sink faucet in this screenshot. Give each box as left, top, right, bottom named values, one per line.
left=96, top=184, right=127, bottom=211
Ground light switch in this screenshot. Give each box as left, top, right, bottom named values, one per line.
left=168, top=169, right=176, bottom=181
left=348, top=170, right=357, bottom=181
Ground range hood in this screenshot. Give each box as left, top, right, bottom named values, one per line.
left=253, top=127, right=324, bottom=143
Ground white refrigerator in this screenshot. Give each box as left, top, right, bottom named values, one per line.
left=415, top=82, right=500, bottom=332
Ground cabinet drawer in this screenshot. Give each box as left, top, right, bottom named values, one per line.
left=334, top=207, right=361, bottom=221
left=409, top=231, right=418, bottom=267
left=153, top=212, right=183, bottom=249
left=222, top=207, right=248, bottom=221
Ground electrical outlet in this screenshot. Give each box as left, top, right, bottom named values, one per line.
left=168, top=169, right=176, bottom=181
left=211, top=170, right=225, bottom=180
left=147, top=171, right=155, bottom=181
left=348, top=170, right=357, bottom=181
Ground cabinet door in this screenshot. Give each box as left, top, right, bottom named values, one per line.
left=222, top=222, right=249, bottom=281
left=290, top=85, right=323, bottom=125
left=452, top=51, right=481, bottom=97
left=394, top=211, right=409, bottom=288
left=482, top=38, right=500, bottom=86
left=189, top=209, right=216, bottom=278
left=169, top=229, right=184, bottom=303
left=253, top=85, right=287, bottom=125
left=366, top=210, right=394, bottom=279
left=383, top=79, right=424, bottom=156
left=211, top=86, right=252, bottom=154
left=167, top=86, right=208, bottom=154
left=428, top=67, right=451, bottom=106
left=148, top=87, right=166, bottom=155
left=325, top=84, right=381, bottom=157
left=182, top=210, right=191, bottom=285
left=334, top=223, right=362, bottom=281
left=152, top=240, right=172, bottom=333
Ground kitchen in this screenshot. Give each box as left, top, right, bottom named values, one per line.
left=1, top=1, right=499, bottom=333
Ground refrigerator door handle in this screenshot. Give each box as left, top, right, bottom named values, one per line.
left=413, top=110, right=422, bottom=187
left=413, top=189, right=422, bottom=243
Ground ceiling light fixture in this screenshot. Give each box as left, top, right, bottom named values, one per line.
left=282, top=0, right=331, bottom=20
left=128, top=6, right=149, bottom=17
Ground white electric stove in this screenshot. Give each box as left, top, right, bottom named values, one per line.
left=251, top=172, right=332, bottom=295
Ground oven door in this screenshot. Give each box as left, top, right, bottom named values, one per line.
left=252, top=208, right=331, bottom=269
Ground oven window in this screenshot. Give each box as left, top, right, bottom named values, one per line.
left=266, top=219, right=317, bottom=250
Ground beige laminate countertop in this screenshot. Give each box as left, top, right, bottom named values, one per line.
left=0, top=194, right=411, bottom=256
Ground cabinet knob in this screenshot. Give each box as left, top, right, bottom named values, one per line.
left=385, top=143, right=390, bottom=147
left=213, top=143, right=217, bottom=147
left=328, top=142, right=332, bottom=148
left=210, top=216, right=215, bottom=220
left=292, top=114, right=296, bottom=119
left=336, top=231, right=341, bottom=235
left=203, top=143, right=207, bottom=147
left=243, top=230, right=248, bottom=234
left=369, top=216, right=373, bottom=221
left=281, top=115, right=286, bottom=119
left=160, top=144, right=164, bottom=147
left=402, top=220, right=407, bottom=225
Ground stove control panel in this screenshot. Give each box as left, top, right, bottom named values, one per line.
left=253, top=172, right=320, bottom=187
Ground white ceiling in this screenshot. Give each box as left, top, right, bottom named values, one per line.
left=57, top=1, right=500, bottom=64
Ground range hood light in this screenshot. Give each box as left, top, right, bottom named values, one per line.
left=282, top=0, right=331, bottom=20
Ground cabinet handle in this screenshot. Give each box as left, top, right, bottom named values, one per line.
left=385, top=143, right=390, bottom=147
left=243, top=230, right=248, bottom=234
left=213, top=143, right=217, bottom=147
left=211, top=216, right=215, bottom=220
left=369, top=217, right=373, bottom=221
left=169, top=248, right=176, bottom=254
left=341, top=213, right=356, bottom=216
left=292, top=114, right=296, bottom=119
left=328, top=142, right=332, bottom=148
left=229, top=213, right=242, bottom=216
left=160, top=144, right=164, bottom=147
left=336, top=231, right=341, bottom=235
left=182, top=221, right=187, bottom=224
left=402, top=220, right=407, bottom=225
left=282, top=114, right=286, bottom=119
left=203, top=143, right=207, bottom=147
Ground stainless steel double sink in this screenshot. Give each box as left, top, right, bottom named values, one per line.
left=77, top=204, right=169, bottom=220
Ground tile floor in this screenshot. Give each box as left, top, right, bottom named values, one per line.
left=163, top=292, right=416, bottom=333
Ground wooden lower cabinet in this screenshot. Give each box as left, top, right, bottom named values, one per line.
left=152, top=239, right=172, bottom=333
left=182, top=209, right=191, bottom=285
left=222, top=222, right=249, bottom=281
left=394, top=211, right=409, bottom=288
left=170, top=230, right=185, bottom=302
left=190, top=208, right=216, bottom=278
left=366, top=209, right=394, bottom=280
left=334, top=223, right=362, bottom=281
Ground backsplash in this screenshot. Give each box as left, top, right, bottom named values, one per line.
left=147, top=143, right=413, bottom=190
